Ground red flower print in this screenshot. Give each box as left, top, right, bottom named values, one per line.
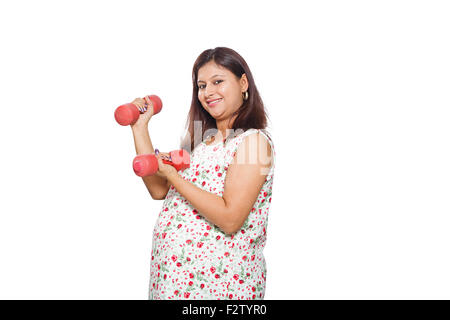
left=216, top=236, right=221, bottom=240
left=249, top=239, right=253, bottom=244
left=197, top=242, right=204, bottom=248
left=224, top=252, right=230, bottom=257
left=215, top=274, right=220, bottom=279
left=239, top=280, right=244, bottom=284
left=229, top=294, right=233, bottom=299
left=200, top=284, right=205, bottom=289
left=252, top=287, right=256, bottom=292
left=193, top=209, right=198, bottom=214
left=246, top=273, right=250, bottom=277
left=189, top=281, right=193, bottom=286
left=164, top=208, right=168, bottom=211
left=171, top=255, right=177, bottom=262
left=162, top=233, right=167, bottom=239
left=218, top=172, right=222, bottom=177
left=263, top=191, right=267, bottom=197
left=252, top=294, right=256, bottom=299
left=206, top=225, right=211, bottom=230
left=177, top=224, right=182, bottom=228
left=189, top=273, right=194, bottom=278
left=241, top=230, right=245, bottom=234
left=210, top=266, right=216, bottom=273
left=242, top=256, right=247, bottom=261
left=202, top=181, right=206, bottom=186
left=187, top=257, right=191, bottom=262
left=215, top=165, right=220, bottom=172
left=193, top=178, right=197, bottom=182
left=223, top=269, right=228, bottom=273
left=174, top=290, right=179, bottom=295
left=196, top=215, right=201, bottom=219
left=186, top=239, right=192, bottom=245
left=184, top=292, right=190, bottom=298
left=176, top=262, right=182, bottom=267
left=195, top=171, right=200, bottom=176
left=174, top=202, right=177, bottom=206
left=204, top=232, right=209, bottom=237
left=249, top=224, right=253, bottom=228
left=251, top=255, right=255, bottom=261
left=164, top=274, right=167, bottom=279
left=167, top=222, right=171, bottom=226
left=233, top=274, right=239, bottom=280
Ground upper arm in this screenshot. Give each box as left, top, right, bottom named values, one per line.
left=222, top=132, right=273, bottom=234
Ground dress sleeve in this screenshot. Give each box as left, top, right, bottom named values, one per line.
left=223, top=128, right=275, bottom=177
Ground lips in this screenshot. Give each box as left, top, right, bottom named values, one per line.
left=207, top=98, right=223, bottom=106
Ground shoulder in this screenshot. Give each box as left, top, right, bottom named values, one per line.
left=232, top=129, right=273, bottom=168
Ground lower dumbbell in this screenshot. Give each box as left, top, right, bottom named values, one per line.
left=132, top=149, right=190, bottom=177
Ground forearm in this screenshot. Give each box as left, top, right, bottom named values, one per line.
left=131, top=126, right=168, bottom=198
left=167, top=172, right=232, bottom=234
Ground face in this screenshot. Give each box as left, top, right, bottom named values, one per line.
left=197, top=61, right=248, bottom=121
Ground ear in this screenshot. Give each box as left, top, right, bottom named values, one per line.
left=240, top=73, right=249, bottom=92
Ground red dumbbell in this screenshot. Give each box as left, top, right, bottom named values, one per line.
left=132, top=149, right=190, bottom=177
left=114, top=95, right=163, bottom=126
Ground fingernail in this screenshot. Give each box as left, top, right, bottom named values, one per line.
left=155, top=149, right=159, bottom=155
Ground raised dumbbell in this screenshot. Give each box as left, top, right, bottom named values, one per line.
left=114, top=95, right=163, bottom=126
left=132, top=149, right=190, bottom=177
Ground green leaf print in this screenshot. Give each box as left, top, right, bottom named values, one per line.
left=160, top=262, right=170, bottom=273
left=185, top=285, right=195, bottom=292
left=242, top=218, right=249, bottom=229
left=240, top=266, right=245, bottom=281
left=195, top=271, right=208, bottom=282
left=180, top=247, right=186, bottom=261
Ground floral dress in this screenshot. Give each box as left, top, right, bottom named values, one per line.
left=148, top=128, right=275, bottom=300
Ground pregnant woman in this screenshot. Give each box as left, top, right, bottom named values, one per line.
left=130, top=47, right=275, bottom=300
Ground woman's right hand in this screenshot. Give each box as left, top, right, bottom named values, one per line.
left=130, top=96, right=155, bottom=130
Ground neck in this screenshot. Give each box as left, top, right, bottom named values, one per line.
left=215, top=114, right=238, bottom=140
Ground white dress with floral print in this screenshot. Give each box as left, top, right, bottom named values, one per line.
left=148, top=128, right=275, bottom=300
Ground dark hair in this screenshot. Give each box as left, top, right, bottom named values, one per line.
left=180, top=47, right=270, bottom=152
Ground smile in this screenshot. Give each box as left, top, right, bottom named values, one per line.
left=207, top=98, right=222, bottom=106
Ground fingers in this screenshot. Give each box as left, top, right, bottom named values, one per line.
left=143, top=96, right=154, bottom=115
left=132, top=98, right=147, bottom=112
left=155, top=151, right=171, bottom=161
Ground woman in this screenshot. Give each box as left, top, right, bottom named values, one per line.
left=130, top=47, right=275, bottom=300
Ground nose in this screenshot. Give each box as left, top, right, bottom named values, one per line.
left=204, top=86, right=216, bottom=100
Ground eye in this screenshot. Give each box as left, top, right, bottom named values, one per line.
left=198, top=80, right=223, bottom=90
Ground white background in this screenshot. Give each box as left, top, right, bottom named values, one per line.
left=0, top=0, right=449, bottom=299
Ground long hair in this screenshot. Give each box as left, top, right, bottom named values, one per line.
left=180, top=47, right=270, bottom=152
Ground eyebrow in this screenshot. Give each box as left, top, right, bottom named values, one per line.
left=197, top=74, right=225, bottom=83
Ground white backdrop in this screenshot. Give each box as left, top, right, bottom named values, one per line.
left=0, top=0, right=449, bottom=299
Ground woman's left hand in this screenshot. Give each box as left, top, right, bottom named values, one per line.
left=155, top=152, right=178, bottom=180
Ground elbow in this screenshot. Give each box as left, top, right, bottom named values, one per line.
left=221, top=215, right=244, bottom=236
left=150, top=191, right=166, bottom=200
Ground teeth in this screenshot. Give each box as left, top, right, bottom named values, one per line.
left=208, top=99, right=222, bottom=105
